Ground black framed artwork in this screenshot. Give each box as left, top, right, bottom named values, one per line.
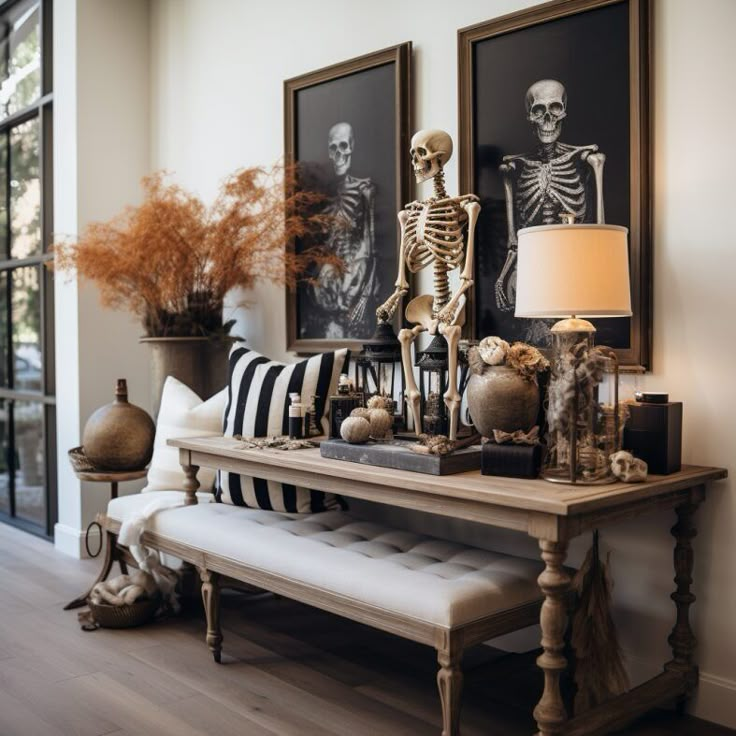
left=459, top=0, right=651, bottom=370
left=284, top=43, right=412, bottom=354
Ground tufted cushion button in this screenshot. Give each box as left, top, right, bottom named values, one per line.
left=311, top=531, right=367, bottom=547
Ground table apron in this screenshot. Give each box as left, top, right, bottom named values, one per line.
left=183, top=449, right=706, bottom=542
left=187, top=448, right=536, bottom=533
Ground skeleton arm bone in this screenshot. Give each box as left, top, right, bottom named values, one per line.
left=494, top=160, right=519, bottom=311
left=376, top=208, right=410, bottom=323
left=361, top=180, right=377, bottom=258
left=584, top=151, right=606, bottom=223
left=341, top=181, right=377, bottom=312
left=436, top=200, right=480, bottom=324
left=499, top=161, right=517, bottom=247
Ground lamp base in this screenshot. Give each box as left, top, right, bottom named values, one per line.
left=541, top=322, right=617, bottom=485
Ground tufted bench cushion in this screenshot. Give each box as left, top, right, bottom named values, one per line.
left=108, top=491, right=543, bottom=628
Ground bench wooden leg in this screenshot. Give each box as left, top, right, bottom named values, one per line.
left=534, top=539, right=571, bottom=736
left=199, top=568, right=223, bottom=663
left=437, top=648, right=463, bottom=736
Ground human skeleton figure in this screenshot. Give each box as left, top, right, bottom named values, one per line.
left=495, top=79, right=606, bottom=312
left=377, top=129, right=480, bottom=440
left=313, top=122, right=377, bottom=331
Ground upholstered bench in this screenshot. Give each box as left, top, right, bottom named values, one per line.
left=103, top=490, right=545, bottom=736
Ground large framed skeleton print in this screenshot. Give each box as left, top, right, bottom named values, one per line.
left=285, top=43, right=412, bottom=354
left=458, top=0, right=652, bottom=370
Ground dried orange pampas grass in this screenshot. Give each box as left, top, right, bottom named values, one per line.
left=54, top=164, right=337, bottom=337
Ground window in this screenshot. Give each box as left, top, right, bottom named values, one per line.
left=0, top=0, right=54, bottom=536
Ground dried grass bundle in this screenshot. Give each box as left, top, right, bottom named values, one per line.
left=571, top=531, right=630, bottom=714
left=54, top=164, right=338, bottom=337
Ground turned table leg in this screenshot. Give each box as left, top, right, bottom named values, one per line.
left=437, top=648, right=463, bottom=736
left=534, top=539, right=571, bottom=736
left=199, top=568, right=223, bottom=663
left=182, top=459, right=200, bottom=506
left=665, top=494, right=702, bottom=696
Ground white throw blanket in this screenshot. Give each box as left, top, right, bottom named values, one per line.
left=118, top=495, right=184, bottom=612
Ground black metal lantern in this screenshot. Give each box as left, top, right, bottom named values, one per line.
left=415, top=334, right=450, bottom=437
left=355, top=321, right=407, bottom=430
left=414, top=336, right=476, bottom=438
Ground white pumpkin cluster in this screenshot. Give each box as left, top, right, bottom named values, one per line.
left=339, top=402, right=393, bottom=444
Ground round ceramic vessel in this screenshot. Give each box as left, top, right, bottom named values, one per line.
left=466, top=365, right=539, bottom=437
left=82, top=380, right=155, bottom=471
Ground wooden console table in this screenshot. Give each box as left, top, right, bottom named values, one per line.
left=170, top=435, right=726, bottom=736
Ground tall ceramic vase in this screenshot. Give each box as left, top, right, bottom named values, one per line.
left=141, top=336, right=236, bottom=418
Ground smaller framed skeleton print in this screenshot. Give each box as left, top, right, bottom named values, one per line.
left=285, top=43, right=412, bottom=354
left=458, top=0, right=652, bottom=369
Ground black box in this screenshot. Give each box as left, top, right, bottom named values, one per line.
left=329, top=396, right=363, bottom=439
left=481, top=441, right=543, bottom=479
left=623, top=401, right=682, bottom=475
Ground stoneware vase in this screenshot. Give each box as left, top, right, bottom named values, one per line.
left=141, top=336, right=235, bottom=418
left=82, top=379, right=155, bottom=471
left=466, top=365, right=540, bottom=438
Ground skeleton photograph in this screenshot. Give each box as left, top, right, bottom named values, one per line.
left=461, top=0, right=646, bottom=359
left=285, top=45, right=411, bottom=352
left=495, top=79, right=605, bottom=317
left=311, top=121, right=378, bottom=338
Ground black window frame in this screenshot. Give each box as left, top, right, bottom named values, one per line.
left=0, top=0, right=55, bottom=538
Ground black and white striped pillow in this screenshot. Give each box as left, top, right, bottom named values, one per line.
left=218, top=343, right=349, bottom=513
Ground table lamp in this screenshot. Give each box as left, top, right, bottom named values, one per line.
left=515, top=220, right=632, bottom=484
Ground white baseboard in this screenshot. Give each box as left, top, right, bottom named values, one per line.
left=691, top=671, right=736, bottom=729
left=623, top=647, right=736, bottom=728
left=54, top=522, right=101, bottom=559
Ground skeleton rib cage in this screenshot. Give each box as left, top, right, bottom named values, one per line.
left=324, top=177, right=373, bottom=243
left=403, top=195, right=478, bottom=272
left=507, top=143, right=598, bottom=225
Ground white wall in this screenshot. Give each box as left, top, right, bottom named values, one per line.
left=54, top=0, right=152, bottom=556
left=142, top=0, right=736, bottom=726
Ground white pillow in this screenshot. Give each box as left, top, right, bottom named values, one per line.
left=142, top=377, right=226, bottom=494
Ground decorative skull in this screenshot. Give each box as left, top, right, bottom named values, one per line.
left=328, top=122, right=354, bottom=176
left=525, top=79, right=567, bottom=144
left=610, top=450, right=648, bottom=483
left=409, top=129, right=453, bottom=184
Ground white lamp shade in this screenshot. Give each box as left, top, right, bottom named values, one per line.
left=514, top=224, right=632, bottom=318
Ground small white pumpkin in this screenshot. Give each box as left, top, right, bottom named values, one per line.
left=368, top=408, right=393, bottom=439
left=340, top=416, right=371, bottom=444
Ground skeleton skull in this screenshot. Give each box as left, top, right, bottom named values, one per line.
left=526, top=79, right=567, bottom=144
left=410, top=129, right=453, bottom=184
left=610, top=451, right=648, bottom=483
left=328, top=122, right=354, bottom=176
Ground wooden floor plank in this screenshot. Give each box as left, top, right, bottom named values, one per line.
left=0, top=687, right=70, bottom=736
left=53, top=671, right=217, bottom=736
left=0, top=657, right=119, bottom=736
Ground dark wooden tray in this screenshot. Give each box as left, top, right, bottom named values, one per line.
left=320, top=438, right=482, bottom=476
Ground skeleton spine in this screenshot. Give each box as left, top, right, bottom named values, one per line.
left=433, top=259, right=451, bottom=314
left=433, top=169, right=448, bottom=200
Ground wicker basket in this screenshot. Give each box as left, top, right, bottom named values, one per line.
left=68, top=446, right=97, bottom=474
left=88, top=595, right=160, bottom=629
